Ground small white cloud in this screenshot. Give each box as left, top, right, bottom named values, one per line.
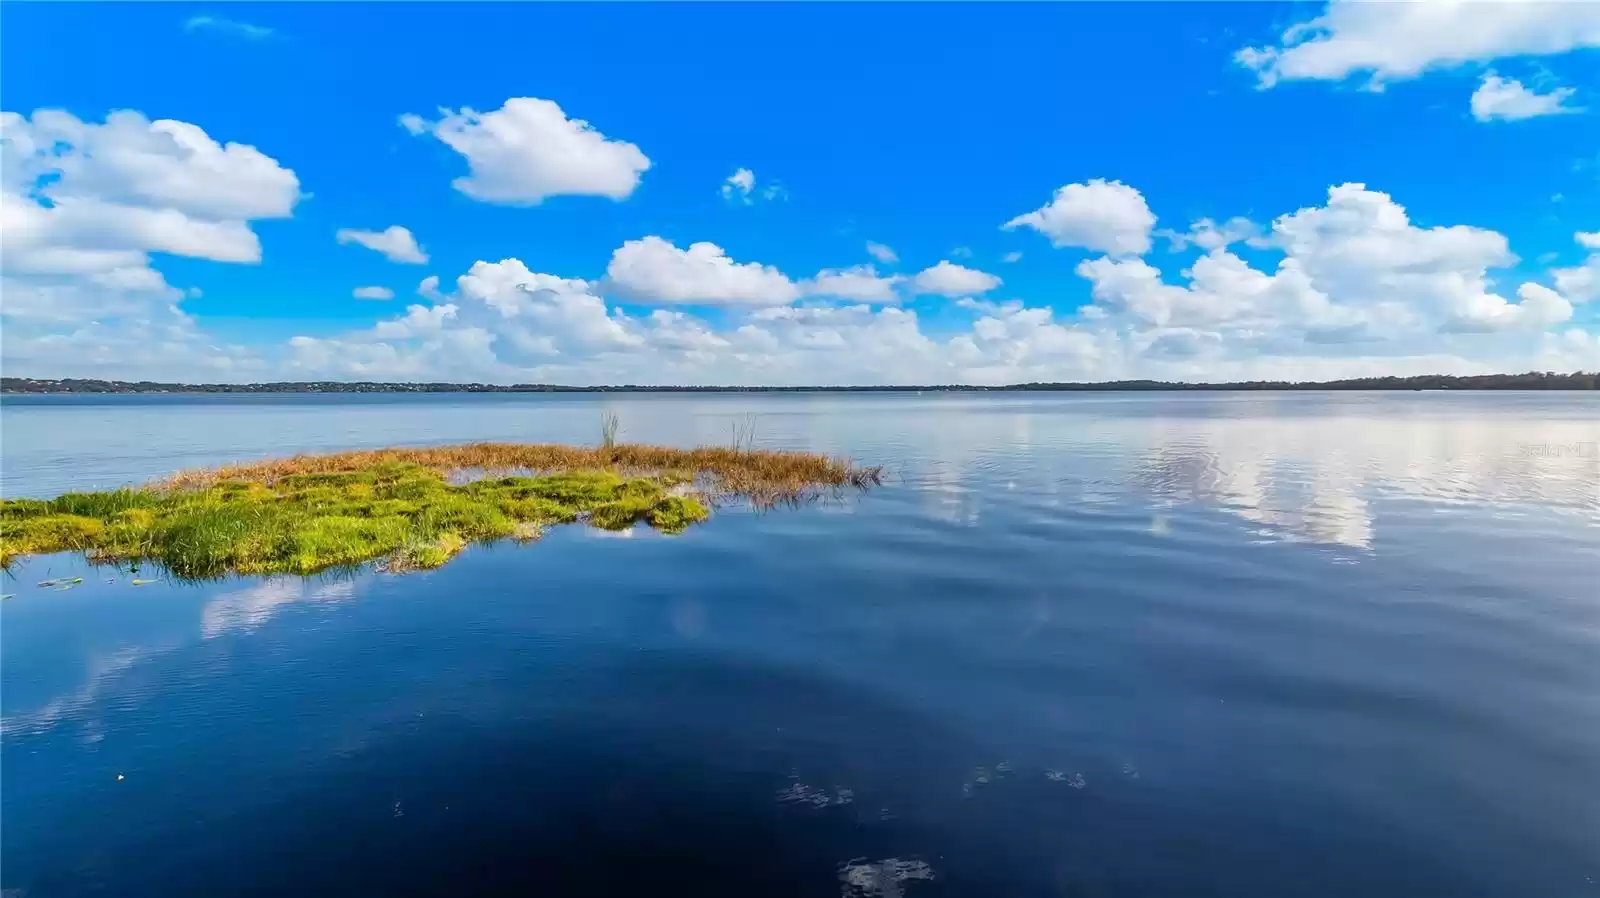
left=865, top=242, right=898, bottom=264
left=910, top=261, right=1001, bottom=297
left=1003, top=179, right=1156, bottom=256
left=721, top=168, right=756, bottom=203
left=183, top=15, right=273, bottom=39
left=1471, top=74, right=1581, bottom=122
left=353, top=286, right=395, bottom=300
left=418, top=275, right=444, bottom=300
left=719, top=168, right=785, bottom=204
left=401, top=97, right=650, bottom=205
left=1577, top=232, right=1600, bottom=250
left=1002, top=251, right=1023, bottom=263
left=951, top=246, right=974, bottom=259
left=606, top=236, right=800, bottom=306
left=336, top=225, right=429, bottom=264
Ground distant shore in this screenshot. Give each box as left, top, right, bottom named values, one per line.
left=2, top=373, right=1596, bottom=394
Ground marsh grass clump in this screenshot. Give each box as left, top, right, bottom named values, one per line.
left=161, top=441, right=880, bottom=506
left=2, top=441, right=879, bottom=579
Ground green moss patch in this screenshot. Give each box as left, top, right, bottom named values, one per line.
left=1, top=462, right=715, bottom=579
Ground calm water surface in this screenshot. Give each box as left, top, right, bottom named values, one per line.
left=3, top=392, right=1597, bottom=897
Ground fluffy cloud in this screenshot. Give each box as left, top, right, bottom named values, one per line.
left=721, top=168, right=755, bottom=202
left=1237, top=2, right=1600, bottom=87
left=2, top=110, right=298, bottom=224
left=1552, top=231, right=1599, bottom=302
left=606, top=241, right=905, bottom=306
left=1470, top=74, right=1581, bottom=121
left=1539, top=327, right=1600, bottom=371
left=1003, top=179, right=1155, bottom=255
left=909, top=260, right=1002, bottom=297
left=950, top=300, right=1106, bottom=382
left=1158, top=216, right=1265, bottom=252
left=353, top=286, right=395, bottom=300
left=286, top=254, right=1088, bottom=386
left=401, top=97, right=650, bottom=205
left=278, top=178, right=1591, bottom=387
left=866, top=241, right=899, bottom=264
left=605, top=236, right=801, bottom=306
left=5, top=116, right=1589, bottom=387
left=1, top=108, right=299, bottom=375
left=456, top=258, right=639, bottom=355
left=1002, top=251, right=1023, bottom=263
left=370, top=303, right=458, bottom=339
left=802, top=265, right=903, bottom=302
left=336, top=225, right=429, bottom=263
left=1076, top=183, right=1570, bottom=347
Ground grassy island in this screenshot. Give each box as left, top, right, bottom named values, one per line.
left=0, top=442, right=880, bottom=579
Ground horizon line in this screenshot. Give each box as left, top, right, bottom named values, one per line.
left=4, top=372, right=1597, bottom=393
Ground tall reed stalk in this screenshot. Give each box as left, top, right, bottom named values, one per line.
left=600, top=411, right=621, bottom=449
left=730, top=413, right=759, bottom=452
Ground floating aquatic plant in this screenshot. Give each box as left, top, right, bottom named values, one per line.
left=1, top=441, right=880, bottom=580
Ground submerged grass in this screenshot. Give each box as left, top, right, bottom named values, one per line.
left=1, top=442, right=879, bottom=580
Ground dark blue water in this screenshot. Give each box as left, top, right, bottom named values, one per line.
left=3, top=392, right=1598, bottom=896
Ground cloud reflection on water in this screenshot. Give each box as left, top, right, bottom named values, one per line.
left=202, top=577, right=357, bottom=638
left=877, top=395, right=1596, bottom=550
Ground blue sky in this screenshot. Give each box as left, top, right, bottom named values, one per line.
left=2, top=2, right=1597, bottom=384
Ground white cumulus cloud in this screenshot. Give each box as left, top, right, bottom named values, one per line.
left=371, top=303, right=459, bottom=340
left=274, top=184, right=1593, bottom=387
left=0, top=108, right=299, bottom=378
left=336, top=225, right=429, bottom=264
left=1551, top=231, right=1600, bottom=303
left=1237, top=2, right=1600, bottom=88
left=803, top=265, right=904, bottom=302
left=1470, top=74, right=1582, bottom=121
left=605, top=236, right=801, bottom=306
left=1003, top=179, right=1155, bottom=256
left=1076, top=182, right=1570, bottom=342
left=910, top=260, right=1002, bottom=297
left=353, top=286, right=395, bottom=300
left=401, top=97, right=651, bottom=205
left=0, top=113, right=297, bottom=318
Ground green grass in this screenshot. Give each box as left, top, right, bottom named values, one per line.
left=2, top=441, right=880, bottom=580
left=0, top=462, right=715, bottom=579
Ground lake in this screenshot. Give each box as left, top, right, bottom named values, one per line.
left=2, top=391, right=1597, bottom=897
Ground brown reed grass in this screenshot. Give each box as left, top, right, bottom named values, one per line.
left=161, top=442, right=881, bottom=506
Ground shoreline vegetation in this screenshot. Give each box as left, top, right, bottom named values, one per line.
left=1, top=440, right=882, bottom=580
left=2, top=372, right=1596, bottom=394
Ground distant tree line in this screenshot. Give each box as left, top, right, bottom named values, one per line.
left=3, top=372, right=1596, bottom=394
